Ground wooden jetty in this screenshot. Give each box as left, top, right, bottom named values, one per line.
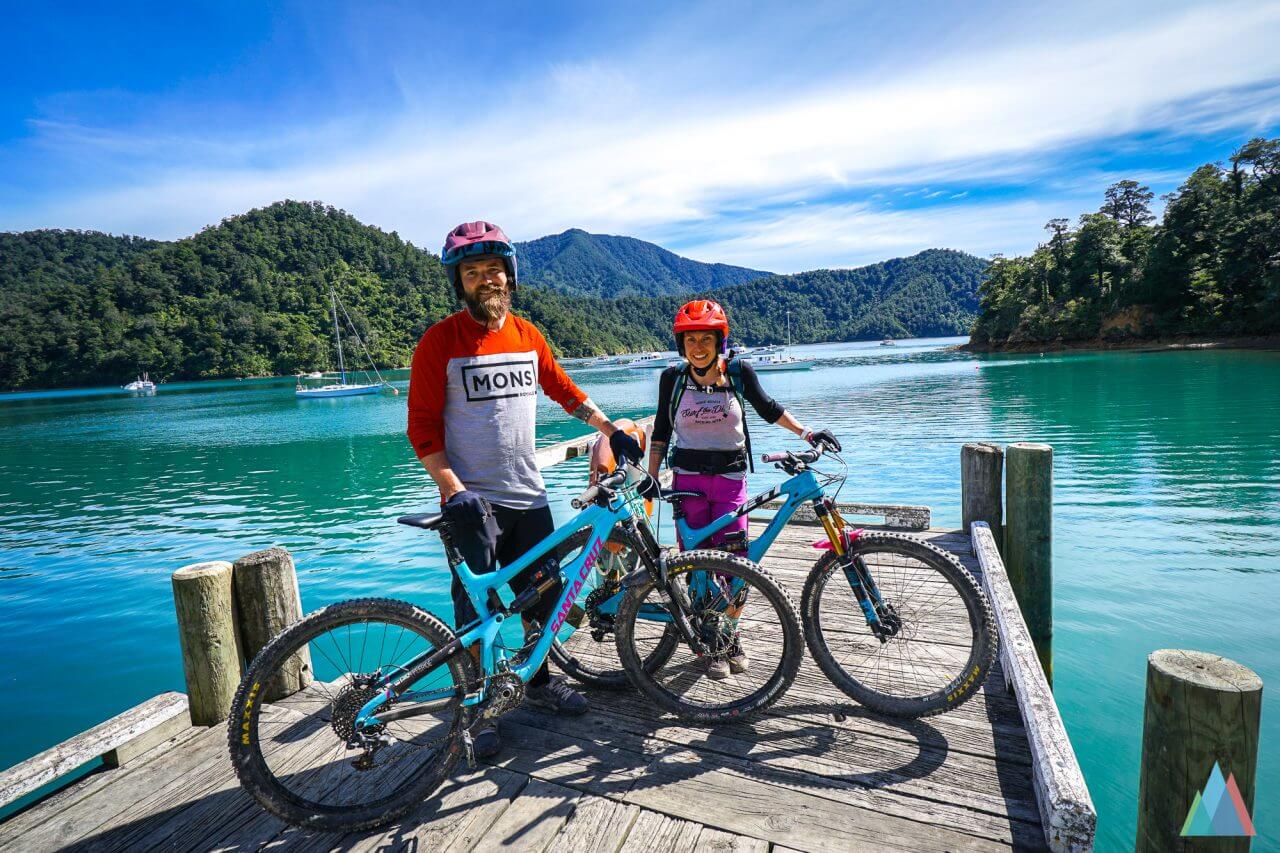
left=0, top=432, right=1096, bottom=852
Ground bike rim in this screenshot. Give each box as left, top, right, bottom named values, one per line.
left=630, top=564, right=792, bottom=711
left=246, top=616, right=463, bottom=813
left=814, top=549, right=980, bottom=702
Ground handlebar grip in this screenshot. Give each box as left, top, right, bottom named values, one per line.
left=761, top=452, right=788, bottom=463
left=571, top=485, right=602, bottom=509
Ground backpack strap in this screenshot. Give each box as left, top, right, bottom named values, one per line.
left=668, top=359, right=755, bottom=474
left=724, top=358, right=754, bottom=473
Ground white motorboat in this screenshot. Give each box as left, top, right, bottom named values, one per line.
left=880, top=338, right=896, bottom=346
left=626, top=352, right=673, bottom=369
left=742, top=311, right=813, bottom=371
left=296, top=290, right=393, bottom=399
left=749, top=352, right=813, bottom=371
left=122, top=373, right=156, bottom=393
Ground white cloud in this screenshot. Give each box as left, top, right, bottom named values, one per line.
left=681, top=198, right=1074, bottom=271
left=5, top=1, right=1280, bottom=272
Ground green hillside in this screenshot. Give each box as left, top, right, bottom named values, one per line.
left=970, top=136, right=1280, bottom=348
left=0, top=202, right=986, bottom=390
left=0, top=202, right=654, bottom=390
left=516, top=228, right=771, bottom=297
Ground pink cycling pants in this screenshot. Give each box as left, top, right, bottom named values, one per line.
left=672, top=472, right=749, bottom=553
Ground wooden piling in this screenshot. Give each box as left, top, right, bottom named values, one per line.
left=171, top=561, right=243, bottom=726
left=961, top=442, right=1003, bottom=544
left=232, top=546, right=312, bottom=701
left=1004, top=442, right=1053, bottom=685
left=1136, top=650, right=1262, bottom=852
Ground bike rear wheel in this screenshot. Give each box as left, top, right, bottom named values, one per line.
left=614, top=550, right=803, bottom=722
left=801, top=532, right=997, bottom=718
left=550, top=525, right=679, bottom=689
left=227, top=598, right=478, bottom=832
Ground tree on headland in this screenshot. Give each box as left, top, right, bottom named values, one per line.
left=970, top=136, right=1280, bottom=347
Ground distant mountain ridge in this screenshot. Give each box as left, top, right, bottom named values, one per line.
left=516, top=228, right=772, bottom=297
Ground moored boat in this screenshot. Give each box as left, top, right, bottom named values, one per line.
left=122, top=373, right=156, bottom=393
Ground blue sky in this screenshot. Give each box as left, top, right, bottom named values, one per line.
left=3, top=0, right=1279, bottom=272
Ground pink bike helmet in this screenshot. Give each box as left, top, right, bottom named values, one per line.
left=441, top=221, right=517, bottom=297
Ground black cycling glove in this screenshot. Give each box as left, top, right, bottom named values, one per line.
left=805, top=428, right=842, bottom=453
left=443, top=490, right=489, bottom=526
left=609, top=430, right=644, bottom=466
left=637, top=473, right=662, bottom=500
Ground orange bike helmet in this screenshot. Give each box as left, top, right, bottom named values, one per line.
left=673, top=300, right=729, bottom=354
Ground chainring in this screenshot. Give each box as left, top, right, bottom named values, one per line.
left=480, top=671, right=526, bottom=720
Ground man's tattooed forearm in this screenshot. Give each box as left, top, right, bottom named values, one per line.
left=570, top=401, right=601, bottom=424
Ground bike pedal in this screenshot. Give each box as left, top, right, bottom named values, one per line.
left=461, top=729, right=476, bottom=768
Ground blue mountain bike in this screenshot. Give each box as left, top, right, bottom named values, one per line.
left=554, top=445, right=997, bottom=720
left=227, top=466, right=802, bottom=832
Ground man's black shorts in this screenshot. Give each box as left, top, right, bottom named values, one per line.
left=449, top=502, right=561, bottom=628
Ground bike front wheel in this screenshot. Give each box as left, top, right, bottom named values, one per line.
left=801, top=531, right=997, bottom=718
left=227, top=598, right=478, bottom=832
left=614, top=550, right=803, bottom=722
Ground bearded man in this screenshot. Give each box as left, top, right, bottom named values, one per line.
left=406, top=220, right=642, bottom=759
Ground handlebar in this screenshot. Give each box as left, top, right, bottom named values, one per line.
left=762, top=448, right=822, bottom=466
left=571, top=467, right=629, bottom=509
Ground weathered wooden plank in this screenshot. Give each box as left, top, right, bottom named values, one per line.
left=5, top=724, right=225, bottom=851
left=696, top=827, right=770, bottom=853
left=485, top=717, right=648, bottom=800
left=545, top=696, right=1041, bottom=826
left=627, top=749, right=1024, bottom=852
left=548, top=792, right=641, bottom=853
left=972, top=522, right=1094, bottom=852
left=470, top=776, right=580, bottom=850
left=0, top=692, right=189, bottom=810
left=756, top=501, right=931, bottom=530
left=521, top=706, right=1040, bottom=846
left=534, top=417, right=657, bottom=471
left=102, top=713, right=192, bottom=770
left=263, top=765, right=529, bottom=852
left=617, top=809, right=704, bottom=852
left=0, top=724, right=205, bottom=849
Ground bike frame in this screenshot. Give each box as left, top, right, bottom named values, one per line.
left=675, top=469, right=824, bottom=562
left=353, top=492, right=641, bottom=731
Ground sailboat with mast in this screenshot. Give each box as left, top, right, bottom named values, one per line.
left=745, top=310, right=814, bottom=371
left=295, top=289, right=392, bottom=399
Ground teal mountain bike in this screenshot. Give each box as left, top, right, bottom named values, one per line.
left=227, top=466, right=802, bottom=831
left=553, top=445, right=997, bottom=719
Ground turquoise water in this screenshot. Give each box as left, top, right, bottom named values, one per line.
left=1, top=337, right=1276, bottom=849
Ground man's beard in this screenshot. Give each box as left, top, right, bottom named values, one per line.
left=464, top=283, right=512, bottom=323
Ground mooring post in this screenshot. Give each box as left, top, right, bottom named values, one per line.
left=1136, top=650, right=1262, bottom=852
left=172, top=561, right=243, bottom=726
left=961, top=442, right=1003, bottom=545
left=232, top=546, right=312, bottom=701
left=1004, top=442, right=1053, bottom=685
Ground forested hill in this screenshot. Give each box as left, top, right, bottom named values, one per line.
left=970, top=136, right=1280, bottom=349
left=705, top=249, right=985, bottom=344
left=0, top=202, right=657, bottom=390
left=516, top=228, right=771, bottom=297
left=0, top=201, right=985, bottom=390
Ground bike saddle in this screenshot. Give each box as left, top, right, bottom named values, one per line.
left=397, top=512, right=445, bottom=530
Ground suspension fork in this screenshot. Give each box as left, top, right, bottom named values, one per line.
left=814, top=499, right=889, bottom=633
